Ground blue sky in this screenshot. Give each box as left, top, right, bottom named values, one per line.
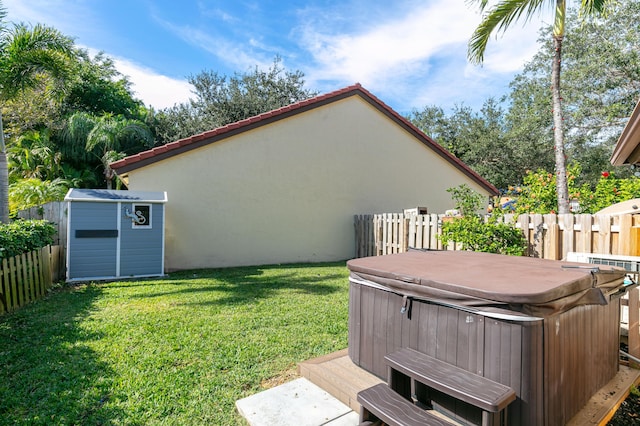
left=4, top=0, right=554, bottom=115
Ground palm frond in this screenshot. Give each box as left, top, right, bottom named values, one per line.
left=579, top=0, right=615, bottom=17
left=466, top=0, right=492, bottom=13
left=0, top=23, right=74, bottom=100
left=0, top=1, right=7, bottom=29
left=468, top=0, right=548, bottom=64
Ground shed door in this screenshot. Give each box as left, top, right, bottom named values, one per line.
left=119, top=202, right=164, bottom=277
left=68, top=202, right=118, bottom=279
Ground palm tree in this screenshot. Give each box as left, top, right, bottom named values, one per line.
left=468, top=0, right=614, bottom=214
left=0, top=2, right=74, bottom=222
left=64, top=112, right=154, bottom=189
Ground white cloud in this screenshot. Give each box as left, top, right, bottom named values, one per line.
left=112, top=57, right=193, bottom=109
left=298, top=1, right=481, bottom=87
left=296, top=0, right=552, bottom=108
left=152, top=17, right=273, bottom=73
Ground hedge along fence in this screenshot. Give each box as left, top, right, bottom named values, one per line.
left=16, top=201, right=67, bottom=247
left=0, top=245, right=64, bottom=314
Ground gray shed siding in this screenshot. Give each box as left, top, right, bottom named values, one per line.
left=65, top=189, right=166, bottom=281
left=68, top=202, right=118, bottom=280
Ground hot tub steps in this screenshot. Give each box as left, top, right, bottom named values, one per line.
left=357, top=383, right=454, bottom=426
left=357, top=348, right=516, bottom=426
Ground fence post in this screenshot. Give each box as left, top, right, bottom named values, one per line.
left=629, top=287, right=640, bottom=368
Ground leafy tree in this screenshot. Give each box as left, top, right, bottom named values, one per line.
left=8, top=178, right=69, bottom=217
left=63, top=112, right=154, bottom=189
left=0, top=2, right=74, bottom=222
left=63, top=50, right=143, bottom=118
left=1, top=46, right=151, bottom=196
left=153, top=103, right=204, bottom=143
left=155, top=57, right=317, bottom=143
left=507, top=0, right=640, bottom=186
left=468, top=0, right=616, bottom=214
left=409, top=99, right=526, bottom=189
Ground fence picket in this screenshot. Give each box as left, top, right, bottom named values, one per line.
left=354, top=213, right=640, bottom=261
left=0, top=258, right=7, bottom=313
left=0, top=245, right=61, bottom=315
left=562, top=214, right=575, bottom=256
left=517, top=214, right=530, bottom=256
left=619, top=214, right=633, bottom=256
left=578, top=214, right=592, bottom=253
left=531, top=214, right=544, bottom=258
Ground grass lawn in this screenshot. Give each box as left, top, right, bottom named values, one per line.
left=0, top=262, right=350, bottom=425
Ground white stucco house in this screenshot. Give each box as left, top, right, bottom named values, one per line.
left=111, top=84, right=498, bottom=270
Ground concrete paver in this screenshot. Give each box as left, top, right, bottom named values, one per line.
left=236, top=378, right=357, bottom=426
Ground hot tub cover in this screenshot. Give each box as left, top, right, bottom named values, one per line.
left=347, top=250, right=627, bottom=317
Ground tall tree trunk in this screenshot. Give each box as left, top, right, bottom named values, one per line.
left=552, top=0, right=570, bottom=214
left=0, top=113, right=10, bottom=223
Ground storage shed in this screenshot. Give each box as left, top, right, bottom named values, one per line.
left=348, top=250, right=630, bottom=426
left=65, top=189, right=167, bottom=282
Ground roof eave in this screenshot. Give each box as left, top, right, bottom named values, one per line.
left=611, top=98, right=640, bottom=166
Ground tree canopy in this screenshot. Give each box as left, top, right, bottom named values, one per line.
left=153, top=57, right=317, bottom=143
left=0, top=1, right=75, bottom=222
left=410, top=0, right=640, bottom=196
left=467, top=0, right=616, bottom=214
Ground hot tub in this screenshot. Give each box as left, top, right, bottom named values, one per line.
left=347, top=250, right=628, bottom=425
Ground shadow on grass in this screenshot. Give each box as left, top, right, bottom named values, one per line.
left=136, top=261, right=349, bottom=306
left=0, top=284, right=123, bottom=425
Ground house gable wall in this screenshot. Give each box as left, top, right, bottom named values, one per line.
left=126, top=96, right=492, bottom=270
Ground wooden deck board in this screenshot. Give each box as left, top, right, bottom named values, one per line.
left=298, top=349, right=383, bottom=412
left=567, top=365, right=640, bottom=426
left=299, top=350, right=640, bottom=425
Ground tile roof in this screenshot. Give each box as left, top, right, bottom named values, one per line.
left=111, top=83, right=498, bottom=196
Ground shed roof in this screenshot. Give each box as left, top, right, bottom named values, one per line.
left=110, top=84, right=499, bottom=196
left=64, top=188, right=168, bottom=203
left=611, top=97, right=640, bottom=165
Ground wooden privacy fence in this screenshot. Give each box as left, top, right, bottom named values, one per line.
left=0, top=245, right=64, bottom=314
left=354, top=213, right=640, bottom=260
left=17, top=201, right=67, bottom=247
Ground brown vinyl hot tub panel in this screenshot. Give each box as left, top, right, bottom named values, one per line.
left=347, top=250, right=625, bottom=426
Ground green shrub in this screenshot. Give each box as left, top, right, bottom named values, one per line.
left=447, top=183, right=484, bottom=216
left=0, top=220, right=56, bottom=259
left=578, top=171, right=640, bottom=213
left=512, top=166, right=640, bottom=214
left=514, top=165, right=583, bottom=214
left=440, top=215, right=526, bottom=256
left=439, top=184, right=526, bottom=256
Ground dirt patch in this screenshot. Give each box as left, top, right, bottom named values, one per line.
left=260, top=365, right=299, bottom=389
